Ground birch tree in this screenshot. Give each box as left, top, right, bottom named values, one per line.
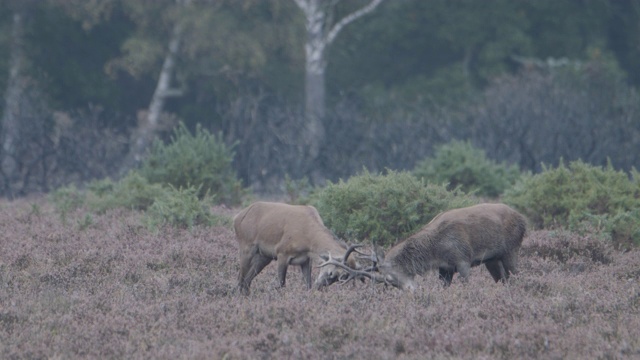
left=293, top=0, right=383, bottom=160
left=119, top=0, right=192, bottom=173
left=110, top=0, right=290, bottom=175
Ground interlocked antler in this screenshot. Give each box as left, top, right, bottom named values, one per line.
left=317, top=251, right=387, bottom=285
left=342, top=244, right=366, bottom=263
left=355, top=247, right=380, bottom=272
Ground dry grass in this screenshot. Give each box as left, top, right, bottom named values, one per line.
left=0, top=198, right=638, bottom=359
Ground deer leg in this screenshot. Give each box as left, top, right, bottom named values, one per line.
left=277, top=256, right=289, bottom=288
left=501, top=252, right=519, bottom=280
left=239, top=252, right=272, bottom=295
left=485, top=259, right=507, bottom=283
left=438, top=268, right=454, bottom=287
left=248, top=254, right=273, bottom=281
left=238, top=247, right=257, bottom=294
left=456, top=262, right=471, bottom=283
left=300, top=258, right=312, bottom=289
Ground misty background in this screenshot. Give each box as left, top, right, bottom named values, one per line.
left=1, top=0, right=639, bottom=198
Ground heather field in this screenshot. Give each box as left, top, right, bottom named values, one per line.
left=1, top=198, right=639, bottom=359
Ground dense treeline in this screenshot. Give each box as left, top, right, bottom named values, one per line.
left=1, top=0, right=639, bottom=196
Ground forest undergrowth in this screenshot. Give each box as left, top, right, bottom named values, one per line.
left=0, top=198, right=638, bottom=359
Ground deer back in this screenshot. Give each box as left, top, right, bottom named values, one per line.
left=233, top=202, right=343, bottom=257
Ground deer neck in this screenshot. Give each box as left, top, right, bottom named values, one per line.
left=390, top=235, right=438, bottom=276
left=310, top=233, right=345, bottom=258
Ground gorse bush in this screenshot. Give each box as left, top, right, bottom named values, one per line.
left=50, top=172, right=225, bottom=229
left=86, top=173, right=164, bottom=213
left=413, top=140, right=521, bottom=197
left=504, top=160, right=640, bottom=248
left=311, top=169, right=476, bottom=246
left=48, top=121, right=247, bottom=229
left=139, top=123, right=245, bottom=205
left=144, top=185, right=227, bottom=229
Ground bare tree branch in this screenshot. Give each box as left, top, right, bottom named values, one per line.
left=326, top=0, right=383, bottom=45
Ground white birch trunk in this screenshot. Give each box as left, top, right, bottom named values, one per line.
left=293, top=0, right=384, bottom=161
left=301, top=0, right=327, bottom=159
left=120, top=19, right=185, bottom=174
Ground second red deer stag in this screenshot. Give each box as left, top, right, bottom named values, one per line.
left=319, top=203, right=527, bottom=290
left=233, top=201, right=359, bottom=295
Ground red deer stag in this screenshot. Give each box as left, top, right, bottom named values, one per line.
left=233, top=201, right=360, bottom=295
left=319, top=203, right=527, bottom=291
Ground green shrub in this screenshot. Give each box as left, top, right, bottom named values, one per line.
left=49, top=151, right=238, bottom=229
left=144, top=185, right=224, bottom=229
left=311, top=169, right=476, bottom=246
left=503, top=160, right=640, bottom=248
left=90, top=173, right=230, bottom=228
left=86, top=172, right=165, bottom=213
left=139, top=122, right=245, bottom=205
left=57, top=172, right=230, bottom=230
left=49, top=185, right=86, bottom=223
left=413, top=140, right=521, bottom=198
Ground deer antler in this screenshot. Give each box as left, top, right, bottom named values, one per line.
left=355, top=249, right=380, bottom=272
left=342, top=244, right=366, bottom=263
left=317, top=253, right=386, bottom=285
